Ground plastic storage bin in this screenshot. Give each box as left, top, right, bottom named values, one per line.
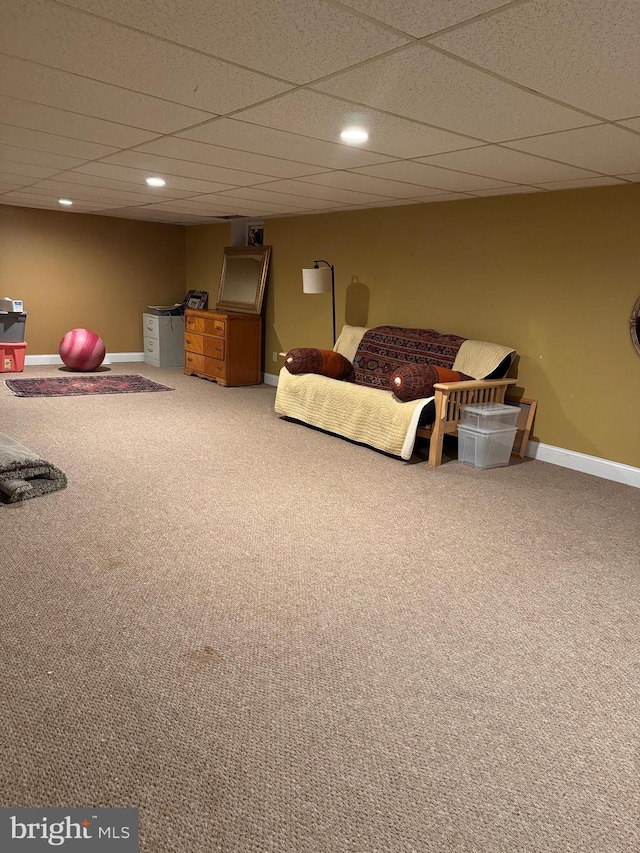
left=0, top=342, right=27, bottom=372
left=460, top=401, right=518, bottom=431
left=0, top=312, right=27, bottom=343
left=457, top=423, right=517, bottom=469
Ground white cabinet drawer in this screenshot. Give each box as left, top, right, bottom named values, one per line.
left=142, top=314, right=185, bottom=368
left=144, top=335, right=159, bottom=357
left=143, top=314, right=160, bottom=339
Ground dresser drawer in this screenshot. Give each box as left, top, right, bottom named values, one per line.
left=184, top=332, right=204, bottom=354
left=203, top=317, right=225, bottom=337
left=204, top=357, right=226, bottom=380
left=184, top=352, right=205, bottom=373
left=143, top=314, right=160, bottom=339
left=185, top=315, right=205, bottom=333
left=203, top=337, right=225, bottom=361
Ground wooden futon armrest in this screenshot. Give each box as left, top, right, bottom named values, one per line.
left=416, top=378, right=517, bottom=467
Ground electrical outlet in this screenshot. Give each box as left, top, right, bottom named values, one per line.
left=272, top=351, right=278, bottom=362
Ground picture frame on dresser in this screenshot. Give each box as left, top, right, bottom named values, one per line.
left=185, top=290, right=208, bottom=310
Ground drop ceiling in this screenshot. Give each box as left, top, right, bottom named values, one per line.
left=0, top=0, right=638, bottom=225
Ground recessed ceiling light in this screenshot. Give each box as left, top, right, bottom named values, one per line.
left=340, top=127, right=369, bottom=143
left=146, top=176, right=166, bottom=187
left=58, top=198, right=73, bottom=206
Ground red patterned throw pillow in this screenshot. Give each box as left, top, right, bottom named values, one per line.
left=390, top=364, right=471, bottom=402
left=284, top=348, right=354, bottom=380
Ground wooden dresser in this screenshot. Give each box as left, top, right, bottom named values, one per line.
left=184, top=308, right=262, bottom=386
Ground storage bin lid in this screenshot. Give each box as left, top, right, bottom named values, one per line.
left=460, top=402, right=515, bottom=416
left=458, top=423, right=518, bottom=436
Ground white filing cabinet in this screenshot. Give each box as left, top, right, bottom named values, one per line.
left=143, top=313, right=185, bottom=368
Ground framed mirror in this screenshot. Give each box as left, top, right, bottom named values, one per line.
left=216, top=246, right=271, bottom=315
left=631, top=296, right=640, bottom=356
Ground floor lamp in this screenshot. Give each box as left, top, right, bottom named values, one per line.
left=302, top=259, right=336, bottom=345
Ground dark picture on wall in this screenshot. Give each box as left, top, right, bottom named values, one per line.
left=246, top=225, right=264, bottom=247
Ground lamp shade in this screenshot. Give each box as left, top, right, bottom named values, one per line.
left=302, top=266, right=332, bottom=294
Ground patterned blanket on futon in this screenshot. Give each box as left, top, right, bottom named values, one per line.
left=352, top=325, right=466, bottom=389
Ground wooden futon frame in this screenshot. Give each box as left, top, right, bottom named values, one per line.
left=417, top=378, right=516, bottom=466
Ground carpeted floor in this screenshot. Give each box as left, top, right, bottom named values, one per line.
left=1, top=364, right=638, bottom=852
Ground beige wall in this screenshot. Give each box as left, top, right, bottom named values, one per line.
left=0, top=205, right=185, bottom=354
left=4, top=184, right=639, bottom=468
left=184, top=222, right=230, bottom=300
left=250, top=184, right=637, bottom=467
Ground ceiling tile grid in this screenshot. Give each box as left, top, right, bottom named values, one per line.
left=0, top=0, right=637, bottom=224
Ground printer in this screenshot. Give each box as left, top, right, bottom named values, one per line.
left=0, top=298, right=24, bottom=313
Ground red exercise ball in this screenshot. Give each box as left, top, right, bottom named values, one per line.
left=59, top=328, right=106, bottom=371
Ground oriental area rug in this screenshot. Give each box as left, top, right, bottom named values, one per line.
left=5, top=374, right=174, bottom=398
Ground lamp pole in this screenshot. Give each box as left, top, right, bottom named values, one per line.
left=314, top=259, right=336, bottom=345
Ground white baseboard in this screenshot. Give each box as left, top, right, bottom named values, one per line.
left=525, top=440, right=640, bottom=489
left=25, top=352, right=144, bottom=366
left=263, top=371, right=279, bottom=386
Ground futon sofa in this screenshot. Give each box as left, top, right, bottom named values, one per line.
left=275, top=324, right=516, bottom=465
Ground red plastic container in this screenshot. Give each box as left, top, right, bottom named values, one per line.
left=0, top=341, right=27, bottom=372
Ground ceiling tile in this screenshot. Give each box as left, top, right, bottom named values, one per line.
left=22, top=179, right=190, bottom=205
left=103, top=208, right=211, bottom=223
left=298, top=171, right=443, bottom=198
left=0, top=161, right=65, bottom=180
left=175, top=193, right=307, bottom=214
left=0, top=192, right=124, bottom=211
left=429, top=0, right=640, bottom=119
left=351, top=160, right=511, bottom=192
left=416, top=193, right=472, bottom=203
left=0, top=143, right=86, bottom=170
left=72, top=162, right=236, bottom=195
left=0, top=181, right=25, bottom=193
left=61, top=0, right=409, bottom=83
left=51, top=169, right=215, bottom=197
left=616, top=172, right=640, bottom=182
left=178, top=118, right=393, bottom=169
left=100, top=151, right=275, bottom=187
left=503, top=125, right=640, bottom=175
left=619, top=118, right=640, bottom=131
left=134, top=137, right=328, bottom=179
left=0, top=55, right=216, bottom=134
left=1, top=0, right=291, bottom=113
left=339, top=0, right=511, bottom=38
left=0, top=124, right=117, bottom=160
left=418, top=145, right=598, bottom=183
left=469, top=186, right=542, bottom=196
left=206, top=187, right=347, bottom=211
left=233, top=89, right=485, bottom=158
left=142, top=199, right=294, bottom=217
left=314, top=44, right=596, bottom=141
left=0, top=96, right=158, bottom=149
left=359, top=193, right=471, bottom=206
left=251, top=179, right=395, bottom=206
left=534, top=176, right=628, bottom=190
